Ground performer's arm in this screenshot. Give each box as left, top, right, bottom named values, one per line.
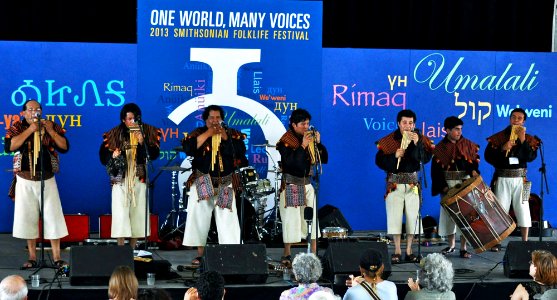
left=7, top=124, right=36, bottom=152
left=430, top=159, right=447, bottom=196
left=375, top=149, right=397, bottom=173
left=44, top=120, right=68, bottom=152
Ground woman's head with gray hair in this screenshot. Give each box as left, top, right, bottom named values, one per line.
left=420, top=253, right=454, bottom=292
left=0, top=275, right=28, bottom=300
left=292, top=252, right=323, bottom=284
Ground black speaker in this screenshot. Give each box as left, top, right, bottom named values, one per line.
left=504, top=241, right=557, bottom=278
left=318, top=204, right=353, bottom=235
left=70, top=245, right=134, bottom=286
left=202, top=244, right=269, bottom=284
left=322, top=241, right=391, bottom=285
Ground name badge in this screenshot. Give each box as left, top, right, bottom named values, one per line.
left=509, top=157, right=519, bottom=165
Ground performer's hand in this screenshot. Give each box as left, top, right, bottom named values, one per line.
left=472, top=170, right=479, bottom=177
left=409, top=131, right=419, bottom=144
left=408, top=278, right=420, bottom=291
left=184, top=287, right=199, bottom=300
left=395, top=148, right=405, bottom=159
left=112, top=148, right=121, bottom=158
left=133, top=131, right=144, bottom=144
left=302, top=132, right=312, bottom=149
left=28, top=120, right=40, bottom=132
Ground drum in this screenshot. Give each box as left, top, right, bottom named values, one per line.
left=251, top=179, right=275, bottom=197
left=321, top=227, right=348, bottom=239
left=441, top=176, right=516, bottom=253
left=237, top=166, right=259, bottom=187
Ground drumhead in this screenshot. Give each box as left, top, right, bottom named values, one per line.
left=441, top=176, right=482, bottom=205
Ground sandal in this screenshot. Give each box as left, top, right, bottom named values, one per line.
left=459, top=250, right=472, bottom=259
left=441, top=247, right=455, bottom=255
left=490, top=244, right=501, bottom=252
left=391, top=254, right=401, bottom=264
left=280, top=255, right=292, bottom=267
left=54, top=260, right=68, bottom=268
left=21, top=260, right=37, bottom=270
left=405, top=253, right=418, bottom=262
left=191, top=256, right=202, bottom=266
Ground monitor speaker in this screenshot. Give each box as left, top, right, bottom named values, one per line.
left=70, top=245, right=134, bottom=286
left=323, top=241, right=391, bottom=285
left=202, top=244, right=269, bottom=284
left=318, top=204, right=352, bottom=234
left=504, top=241, right=557, bottom=278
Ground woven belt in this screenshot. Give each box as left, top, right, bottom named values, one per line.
left=283, top=173, right=310, bottom=185
left=496, top=168, right=526, bottom=178
left=193, top=170, right=233, bottom=187
left=17, top=171, right=55, bottom=181
left=388, top=172, right=418, bottom=184
left=443, top=171, right=468, bottom=181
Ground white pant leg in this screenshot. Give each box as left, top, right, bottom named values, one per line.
left=129, top=180, right=148, bottom=238
left=403, top=185, right=422, bottom=235
left=496, top=177, right=531, bottom=227
left=438, top=179, right=467, bottom=236
left=13, top=176, right=67, bottom=240
left=214, top=185, right=241, bottom=244
left=280, top=183, right=319, bottom=243
left=183, top=185, right=216, bottom=246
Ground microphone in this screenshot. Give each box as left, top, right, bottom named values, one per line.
left=219, top=121, right=228, bottom=129
left=413, top=128, right=420, bottom=134
left=308, top=125, right=316, bottom=131
left=304, top=207, right=313, bottom=221
left=33, top=112, right=41, bottom=119
left=135, top=115, right=142, bottom=125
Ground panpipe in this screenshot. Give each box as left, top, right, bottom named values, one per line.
left=32, top=130, right=41, bottom=177
left=397, top=131, right=411, bottom=169
left=211, top=133, right=222, bottom=171
left=126, top=125, right=140, bottom=206
left=506, top=125, right=524, bottom=157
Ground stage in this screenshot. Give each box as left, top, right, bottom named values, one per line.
left=0, top=231, right=554, bottom=300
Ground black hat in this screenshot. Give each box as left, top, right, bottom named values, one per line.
left=360, top=248, right=383, bottom=272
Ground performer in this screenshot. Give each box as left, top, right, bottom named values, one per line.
left=485, top=108, right=539, bottom=249
left=181, top=105, right=247, bottom=265
left=276, top=109, right=328, bottom=264
left=100, top=103, right=161, bottom=248
left=431, top=116, right=480, bottom=259
left=375, top=109, right=433, bottom=264
left=5, top=99, right=69, bottom=269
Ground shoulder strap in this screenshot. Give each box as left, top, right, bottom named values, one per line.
left=360, top=281, right=381, bottom=300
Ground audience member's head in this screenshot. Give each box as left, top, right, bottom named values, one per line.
left=308, top=290, right=341, bottom=300
left=196, top=271, right=225, bottom=300
left=0, top=275, right=28, bottom=300
left=108, top=265, right=139, bottom=300
left=419, top=253, right=454, bottom=292
left=530, top=250, right=557, bottom=286
left=137, top=288, right=172, bottom=300
left=292, top=253, right=323, bottom=284
left=359, top=248, right=385, bottom=283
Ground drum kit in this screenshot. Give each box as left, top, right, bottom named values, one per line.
left=158, top=164, right=190, bottom=244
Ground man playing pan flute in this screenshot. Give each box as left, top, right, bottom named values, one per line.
left=375, top=109, right=433, bottom=264
left=276, top=108, right=328, bottom=265
left=485, top=108, right=539, bottom=250
left=431, top=116, right=480, bottom=259
left=100, top=103, right=161, bottom=248
left=181, top=105, right=248, bottom=266
left=5, top=99, right=69, bottom=269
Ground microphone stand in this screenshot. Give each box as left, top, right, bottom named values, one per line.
left=224, top=125, right=245, bottom=244
left=31, top=117, right=57, bottom=276
left=415, top=136, right=427, bottom=262
left=536, top=137, right=549, bottom=242
left=304, top=207, right=313, bottom=254
left=137, top=120, right=153, bottom=249
left=310, top=129, right=321, bottom=256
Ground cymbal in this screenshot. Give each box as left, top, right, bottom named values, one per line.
left=159, top=166, right=191, bottom=172
left=253, top=143, right=275, bottom=148
left=172, top=146, right=185, bottom=152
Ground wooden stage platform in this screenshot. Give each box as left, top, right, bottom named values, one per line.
left=0, top=231, right=555, bottom=300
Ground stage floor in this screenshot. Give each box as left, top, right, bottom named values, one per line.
left=0, top=231, right=553, bottom=300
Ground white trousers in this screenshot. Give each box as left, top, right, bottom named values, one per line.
left=438, top=178, right=468, bottom=236
left=279, top=183, right=320, bottom=243
left=182, top=184, right=241, bottom=246
left=13, top=176, right=68, bottom=240
left=495, top=177, right=531, bottom=227
left=111, top=177, right=149, bottom=238
left=385, top=184, right=423, bottom=235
